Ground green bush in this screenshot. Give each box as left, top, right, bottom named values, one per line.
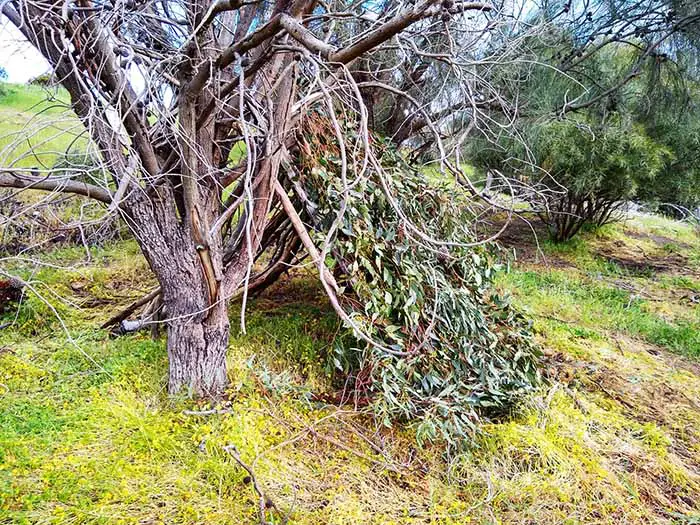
left=0, top=67, right=7, bottom=96
left=531, top=116, right=669, bottom=241
left=467, top=32, right=700, bottom=239
left=28, top=72, right=52, bottom=86
left=636, top=106, right=700, bottom=216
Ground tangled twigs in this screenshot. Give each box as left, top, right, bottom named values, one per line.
left=223, top=444, right=283, bottom=525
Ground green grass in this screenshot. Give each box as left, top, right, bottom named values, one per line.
left=0, top=83, right=86, bottom=169
left=502, top=219, right=700, bottom=358
left=501, top=269, right=700, bottom=358
left=3, top=213, right=700, bottom=524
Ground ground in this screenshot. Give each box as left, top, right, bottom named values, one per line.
left=2, top=83, right=700, bottom=524
left=0, top=84, right=78, bottom=168
left=1, top=212, right=700, bottom=525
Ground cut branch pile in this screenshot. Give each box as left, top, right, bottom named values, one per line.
left=287, top=120, right=542, bottom=446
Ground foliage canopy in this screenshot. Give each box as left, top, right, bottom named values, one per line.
left=531, top=116, right=669, bottom=240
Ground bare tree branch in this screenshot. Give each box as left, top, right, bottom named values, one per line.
left=0, top=171, right=113, bottom=204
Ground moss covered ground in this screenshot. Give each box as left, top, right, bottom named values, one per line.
left=2, top=85, right=700, bottom=524
left=1, top=213, right=700, bottom=524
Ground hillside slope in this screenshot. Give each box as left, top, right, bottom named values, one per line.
left=2, top=83, right=700, bottom=524
left=0, top=84, right=80, bottom=169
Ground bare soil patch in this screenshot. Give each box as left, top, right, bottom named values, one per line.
left=624, top=228, right=693, bottom=250
left=596, top=242, right=690, bottom=275
left=491, top=218, right=573, bottom=267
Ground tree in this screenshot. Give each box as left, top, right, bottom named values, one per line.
left=464, top=2, right=700, bottom=240
left=0, top=67, right=7, bottom=96
left=0, top=0, right=538, bottom=403
left=632, top=50, right=700, bottom=216
left=638, top=118, right=700, bottom=217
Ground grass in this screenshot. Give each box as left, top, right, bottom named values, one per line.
left=2, top=86, right=700, bottom=524
left=501, top=269, right=700, bottom=358
left=2, top=213, right=700, bottom=524
left=0, top=83, right=86, bottom=169
left=497, top=218, right=700, bottom=355
left=0, top=83, right=117, bottom=255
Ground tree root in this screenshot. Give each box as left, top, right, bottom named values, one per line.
left=100, top=287, right=161, bottom=329
left=100, top=248, right=299, bottom=335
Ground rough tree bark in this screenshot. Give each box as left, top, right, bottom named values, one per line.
left=166, top=300, right=230, bottom=395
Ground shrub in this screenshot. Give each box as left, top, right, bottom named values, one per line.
left=0, top=67, right=7, bottom=97
left=636, top=111, right=700, bottom=217
left=530, top=117, right=669, bottom=241
left=28, top=72, right=52, bottom=86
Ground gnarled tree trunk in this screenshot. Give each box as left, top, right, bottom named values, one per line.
left=165, top=298, right=229, bottom=396
left=124, top=189, right=234, bottom=397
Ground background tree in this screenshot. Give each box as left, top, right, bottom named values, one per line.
left=632, top=50, right=700, bottom=217
left=0, top=67, right=7, bottom=96
left=529, top=116, right=669, bottom=241
left=464, top=0, right=700, bottom=240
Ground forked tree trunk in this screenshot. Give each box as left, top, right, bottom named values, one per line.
left=126, top=195, right=232, bottom=398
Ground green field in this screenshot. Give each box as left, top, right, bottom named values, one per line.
left=0, top=83, right=86, bottom=169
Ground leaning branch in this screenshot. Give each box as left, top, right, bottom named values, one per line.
left=100, top=287, right=161, bottom=328
left=273, top=180, right=339, bottom=293
left=280, top=14, right=337, bottom=58
left=0, top=170, right=113, bottom=204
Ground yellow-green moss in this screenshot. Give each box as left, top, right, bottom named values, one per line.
left=3, top=211, right=700, bottom=524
